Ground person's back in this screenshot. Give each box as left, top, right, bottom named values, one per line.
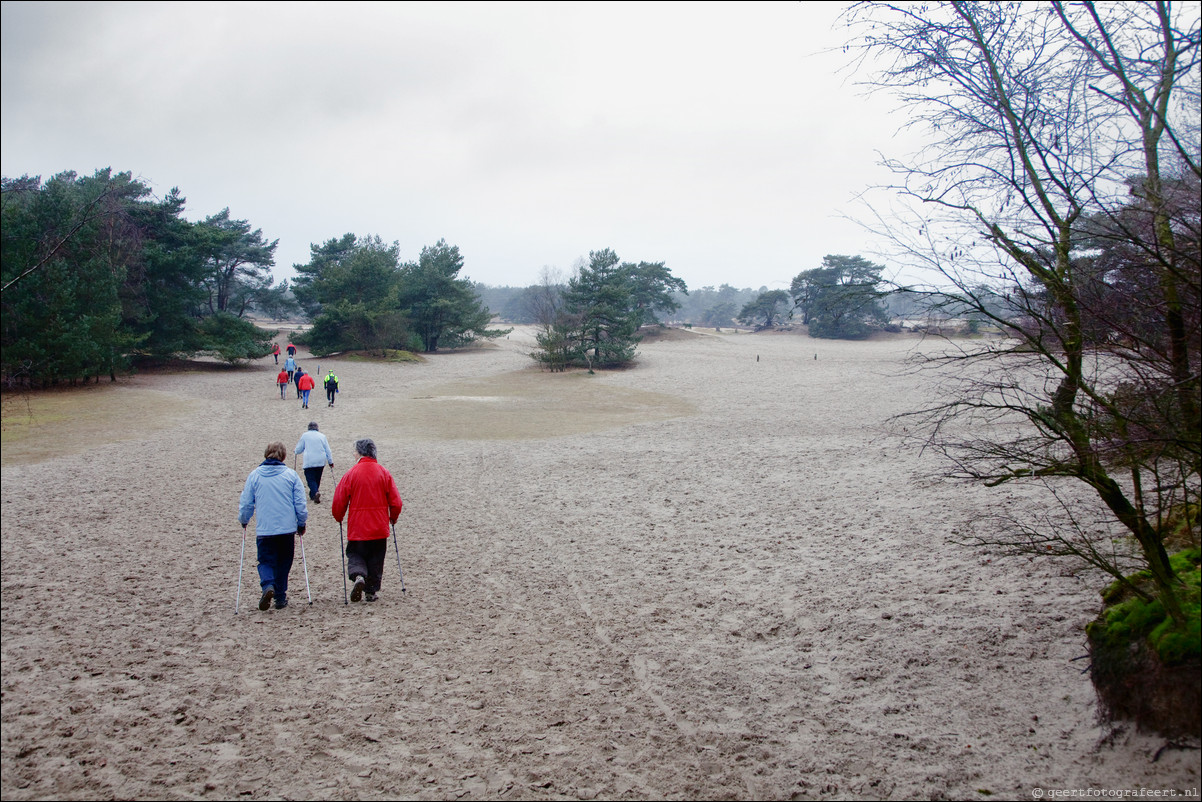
left=296, top=428, right=332, bottom=468
left=333, top=456, right=401, bottom=541
left=239, top=442, right=308, bottom=610
left=240, top=462, right=305, bottom=533
left=332, top=438, right=402, bottom=602
left=295, top=422, right=333, bottom=501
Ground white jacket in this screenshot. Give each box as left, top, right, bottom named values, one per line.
left=295, top=430, right=334, bottom=469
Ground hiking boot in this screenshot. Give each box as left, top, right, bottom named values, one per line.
left=275, top=597, right=288, bottom=609
left=350, top=576, right=365, bottom=602
left=259, top=586, right=275, bottom=611
left=314, top=491, right=321, bottom=504
left=364, top=592, right=378, bottom=602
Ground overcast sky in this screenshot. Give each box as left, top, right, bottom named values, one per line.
left=1, top=1, right=913, bottom=291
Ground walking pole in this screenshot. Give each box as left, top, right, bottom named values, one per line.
left=339, top=521, right=349, bottom=605
left=391, top=522, right=407, bottom=595
left=235, top=525, right=247, bottom=614
left=299, top=532, right=313, bottom=605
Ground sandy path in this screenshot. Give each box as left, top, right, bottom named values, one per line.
left=2, top=328, right=1198, bottom=800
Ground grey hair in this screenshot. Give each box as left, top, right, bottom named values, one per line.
left=354, top=438, right=377, bottom=459
left=308, top=421, right=319, bottom=430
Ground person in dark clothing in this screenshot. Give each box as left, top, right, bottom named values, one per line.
left=324, top=370, right=339, bottom=407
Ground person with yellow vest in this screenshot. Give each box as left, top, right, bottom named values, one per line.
left=323, top=370, right=339, bottom=407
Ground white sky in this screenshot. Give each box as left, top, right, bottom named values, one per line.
left=1, top=1, right=912, bottom=291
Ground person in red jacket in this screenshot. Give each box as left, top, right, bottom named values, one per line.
left=275, top=368, right=290, bottom=400
left=332, top=438, right=403, bottom=602
left=297, top=370, right=316, bottom=409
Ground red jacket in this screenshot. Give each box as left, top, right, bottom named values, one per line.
left=276, top=370, right=289, bottom=385
left=298, top=373, right=316, bottom=391
left=332, top=457, right=402, bottom=541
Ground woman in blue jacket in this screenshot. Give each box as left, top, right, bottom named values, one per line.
left=239, top=442, right=308, bottom=610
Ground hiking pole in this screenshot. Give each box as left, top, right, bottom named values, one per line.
left=235, top=525, right=247, bottom=614
left=339, top=521, right=348, bottom=605
left=299, top=531, right=312, bottom=605
left=391, top=522, right=407, bottom=595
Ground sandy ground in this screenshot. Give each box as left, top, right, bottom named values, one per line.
left=1, top=326, right=1198, bottom=801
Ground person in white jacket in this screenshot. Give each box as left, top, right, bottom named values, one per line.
left=295, top=421, right=334, bottom=503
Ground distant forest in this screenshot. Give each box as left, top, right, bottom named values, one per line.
left=475, top=282, right=766, bottom=327
left=474, top=278, right=970, bottom=330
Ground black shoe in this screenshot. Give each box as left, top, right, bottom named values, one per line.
left=275, top=597, right=288, bottom=609
left=364, top=592, right=378, bottom=602
left=350, top=576, right=365, bottom=602
left=259, top=586, right=275, bottom=611
left=315, top=492, right=321, bottom=503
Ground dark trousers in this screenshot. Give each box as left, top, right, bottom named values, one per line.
left=303, top=466, right=324, bottom=499
left=257, top=533, right=295, bottom=602
left=346, top=538, right=388, bottom=593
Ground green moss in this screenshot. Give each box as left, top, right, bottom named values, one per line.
left=1090, top=549, right=1201, bottom=666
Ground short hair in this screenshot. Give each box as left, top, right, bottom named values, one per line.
left=354, top=438, right=377, bottom=459
left=264, top=442, right=287, bottom=461
left=308, top=421, right=319, bottom=430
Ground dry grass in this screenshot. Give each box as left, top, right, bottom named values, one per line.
left=1, top=386, right=199, bottom=465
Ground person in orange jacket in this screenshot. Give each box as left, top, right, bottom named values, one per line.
left=275, top=368, right=290, bottom=399
left=332, top=439, right=403, bottom=602
left=297, top=370, right=316, bottom=409
left=272, top=342, right=281, bottom=364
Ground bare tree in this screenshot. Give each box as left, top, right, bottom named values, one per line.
left=527, top=265, right=568, bottom=331
left=843, top=1, right=1200, bottom=627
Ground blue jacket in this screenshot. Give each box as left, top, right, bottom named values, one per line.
left=239, top=460, right=308, bottom=536
left=295, top=430, right=334, bottom=469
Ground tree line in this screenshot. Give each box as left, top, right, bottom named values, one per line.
left=0, top=171, right=510, bottom=384
left=486, top=254, right=898, bottom=340
left=291, top=234, right=506, bottom=356
left=1, top=169, right=286, bottom=386
left=1, top=167, right=909, bottom=385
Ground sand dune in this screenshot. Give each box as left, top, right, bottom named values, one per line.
left=2, top=326, right=1197, bottom=800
